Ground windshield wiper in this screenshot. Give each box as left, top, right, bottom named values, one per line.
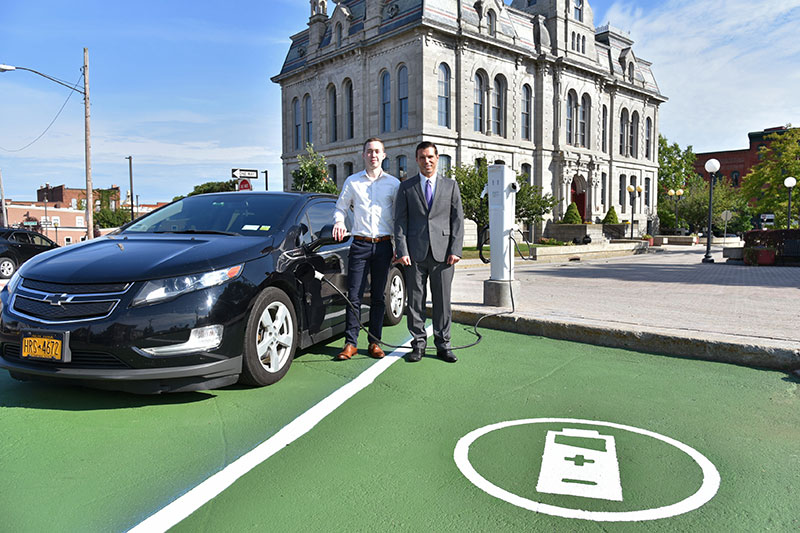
left=154, top=229, right=240, bottom=236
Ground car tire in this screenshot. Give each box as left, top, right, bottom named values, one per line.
left=383, top=266, right=405, bottom=326
left=0, top=257, right=16, bottom=279
left=239, top=287, right=297, bottom=387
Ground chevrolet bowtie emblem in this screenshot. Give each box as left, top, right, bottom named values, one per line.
left=44, top=293, right=70, bottom=306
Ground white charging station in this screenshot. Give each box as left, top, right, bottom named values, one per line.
left=483, top=164, right=519, bottom=307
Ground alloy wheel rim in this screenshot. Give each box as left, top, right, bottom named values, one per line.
left=389, top=274, right=404, bottom=317
left=255, top=301, right=293, bottom=373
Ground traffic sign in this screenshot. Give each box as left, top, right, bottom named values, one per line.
left=232, top=168, right=258, bottom=179
left=238, top=178, right=252, bottom=191
left=720, top=210, right=733, bottom=222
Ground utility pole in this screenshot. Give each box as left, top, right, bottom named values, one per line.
left=126, top=156, right=135, bottom=221
left=0, top=168, right=7, bottom=227
left=43, top=191, right=48, bottom=238
left=83, top=47, right=94, bottom=239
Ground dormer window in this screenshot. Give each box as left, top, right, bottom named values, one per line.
left=487, top=10, right=497, bottom=37
left=574, top=0, right=583, bottom=22
left=628, top=63, right=635, bottom=82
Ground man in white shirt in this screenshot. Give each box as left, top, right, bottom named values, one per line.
left=333, top=138, right=400, bottom=360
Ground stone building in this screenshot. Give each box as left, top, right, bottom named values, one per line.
left=271, top=0, right=666, bottom=236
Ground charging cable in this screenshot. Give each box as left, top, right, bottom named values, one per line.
left=313, top=234, right=519, bottom=353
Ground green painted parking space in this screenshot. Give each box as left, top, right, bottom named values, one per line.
left=2, top=323, right=799, bottom=531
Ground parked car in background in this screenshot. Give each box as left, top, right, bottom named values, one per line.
left=0, top=228, right=59, bottom=279
left=0, top=192, right=406, bottom=393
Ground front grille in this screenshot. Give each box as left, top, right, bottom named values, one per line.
left=22, top=279, right=130, bottom=294
left=13, top=296, right=117, bottom=320
left=2, top=343, right=130, bottom=369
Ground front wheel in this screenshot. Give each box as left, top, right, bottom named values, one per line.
left=0, top=257, right=17, bottom=279
left=239, top=287, right=297, bottom=387
left=383, top=267, right=405, bottom=326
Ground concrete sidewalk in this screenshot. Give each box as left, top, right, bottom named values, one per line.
left=447, top=245, right=800, bottom=371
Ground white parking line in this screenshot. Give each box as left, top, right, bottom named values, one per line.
left=127, top=327, right=430, bottom=533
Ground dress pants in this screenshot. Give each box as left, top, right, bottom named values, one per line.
left=344, top=239, right=393, bottom=346
left=406, top=249, right=454, bottom=351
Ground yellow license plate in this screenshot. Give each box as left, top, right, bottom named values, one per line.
left=21, top=334, right=64, bottom=361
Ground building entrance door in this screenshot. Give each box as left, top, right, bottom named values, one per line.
left=571, top=180, right=586, bottom=222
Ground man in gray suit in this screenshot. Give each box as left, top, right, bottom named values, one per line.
left=394, top=141, right=464, bottom=363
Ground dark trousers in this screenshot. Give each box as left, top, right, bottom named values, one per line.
left=405, top=249, right=454, bottom=351
left=344, top=239, right=393, bottom=346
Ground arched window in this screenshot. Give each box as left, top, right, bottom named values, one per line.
left=601, top=172, right=607, bottom=206
left=335, top=23, right=342, bottom=48
left=645, top=117, right=652, bottom=159
left=397, top=65, right=408, bottom=130
left=574, top=0, right=583, bottom=21
left=474, top=72, right=485, bottom=133
left=582, top=35, right=586, bottom=54
left=487, top=10, right=496, bottom=36
left=439, top=154, right=452, bottom=174
left=731, top=171, right=740, bottom=187
left=292, top=98, right=301, bottom=151
left=328, top=164, right=337, bottom=186
left=492, top=76, right=506, bottom=136
left=397, top=155, right=407, bottom=180
left=602, top=105, right=608, bottom=153
left=521, top=163, right=532, bottom=182
left=566, top=91, right=577, bottom=145
left=344, top=79, right=354, bottom=139
left=438, top=63, right=451, bottom=128
left=344, top=162, right=353, bottom=178
left=381, top=158, right=389, bottom=172
left=380, top=71, right=391, bottom=133
left=628, top=63, right=635, bottom=83
left=619, top=108, right=629, bottom=156
left=619, top=174, right=626, bottom=212
left=630, top=111, right=639, bottom=158
left=645, top=177, right=651, bottom=206
left=579, top=94, right=590, bottom=147
left=303, top=94, right=312, bottom=146
left=571, top=32, right=576, bottom=50
left=521, top=84, right=532, bottom=141
left=327, top=85, right=337, bottom=143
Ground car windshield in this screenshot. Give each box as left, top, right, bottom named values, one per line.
left=122, top=194, right=296, bottom=236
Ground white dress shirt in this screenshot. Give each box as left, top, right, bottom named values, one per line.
left=334, top=170, right=400, bottom=238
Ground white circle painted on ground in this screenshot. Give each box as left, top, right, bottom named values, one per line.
left=453, top=418, right=721, bottom=522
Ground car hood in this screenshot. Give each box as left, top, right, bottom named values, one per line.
left=19, top=234, right=276, bottom=283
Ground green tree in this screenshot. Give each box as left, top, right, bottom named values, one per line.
left=740, top=127, right=800, bottom=228
left=173, top=179, right=237, bottom=201
left=677, top=174, right=752, bottom=234
left=657, top=135, right=696, bottom=230
left=515, top=178, right=558, bottom=227
left=562, top=202, right=582, bottom=224
left=291, top=144, right=338, bottom=194
left=602, top=205, right=619, bottom=224
left=94, top=208, right=133, bottom=228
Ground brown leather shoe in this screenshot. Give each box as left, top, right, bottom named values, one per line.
left=336, top=344, right=357, bottom=360
left=367, top=343, right=385, bottom=359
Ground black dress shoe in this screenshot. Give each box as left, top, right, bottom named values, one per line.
left=406, top=347, right=424, bottom=362
left=437, top=349, right=457, bottom=363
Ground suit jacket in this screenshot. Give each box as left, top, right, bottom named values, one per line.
left=394, top=173, right=464, bottom=263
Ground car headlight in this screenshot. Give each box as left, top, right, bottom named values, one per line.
left=5, top=271, right=22, bottom=296
left=131, top=264, right=243, bottom=307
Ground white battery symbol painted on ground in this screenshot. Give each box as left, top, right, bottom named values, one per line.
left=536, top=428, right=623, bottom=501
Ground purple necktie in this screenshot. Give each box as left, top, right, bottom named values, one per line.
left=425, top=179, right=433, bottom=209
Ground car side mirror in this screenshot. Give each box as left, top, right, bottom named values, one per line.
left=305, top=224, right=340, bottom=251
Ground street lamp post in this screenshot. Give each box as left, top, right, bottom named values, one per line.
left=126, top=156, right=135, bottom=222
left=785, top=177, right=796, bottom=229
left=43, top=191, right=48, bottom=238
left=626, top=184, right=643, bottom=239
left=0, top=48, right=94, bottom=239
left=668, top=188, right=684, bottom=233
left=702, top=158, right=720, bottom=263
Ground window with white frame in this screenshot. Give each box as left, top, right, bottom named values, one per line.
left=397, top=65, right=408, bottom=130
left=438, top=63, right=451, bottom=128
left=492, top=76, right=506, bottom=136
left=474, top=72, right=485, bottom=133
left=521, top=84, right=532, bottom=141
left=381, top=71, right=391, bottom=133
left=293, top=98, right=301, bottom=150
left=328, top=85, right=338, bottom=143
left=344, top=79, right=354, bottom=139
left=76, top=216, right=85, bottom=227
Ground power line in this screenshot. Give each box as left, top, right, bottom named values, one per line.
left=0, top=73, right=84, bottom=153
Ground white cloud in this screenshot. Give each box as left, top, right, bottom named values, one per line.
left=604, top=0, right=800, bottom=152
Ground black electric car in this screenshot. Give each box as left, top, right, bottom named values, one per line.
left=0, top=228, right=59, bottom=278
left=0, top=192, right=406, bottom=393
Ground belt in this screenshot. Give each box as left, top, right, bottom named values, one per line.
left=353, top=235, right=391, bottom=243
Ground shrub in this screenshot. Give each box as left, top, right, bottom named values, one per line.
left=743, top=229, right=800, bottom=259
left=602, top=206, right=620, bottom=224
left=562, top=202, right=582, bottom=224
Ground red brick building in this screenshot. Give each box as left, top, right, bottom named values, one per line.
left=36, top=183, right=122, bottom=211
left=693, top=126, right=791, bottom=186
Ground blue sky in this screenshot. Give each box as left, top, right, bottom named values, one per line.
left=1, top=0, right=798, bottom=204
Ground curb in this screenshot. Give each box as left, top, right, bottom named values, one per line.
left=447, top=308, right=800, bottom=372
